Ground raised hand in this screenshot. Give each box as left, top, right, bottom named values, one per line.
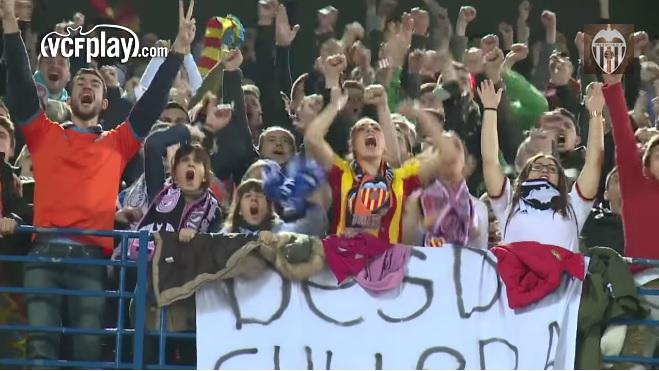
left=258, top=0, right=278, bottom=26
left=410, top=7, right=429, bottom=36
left=222, top=49, right=243, bottom=71
left=294, top=94, right=324, bottom=133
left=171, top=0, right=196, bottom=55
left=407, top=49, right=424, bottom=74
left=518, top=0, right=530, bottom=22
left=456, top=6, right=476, bottom=36
left=480, top=34, right=499, bottom=54
left=484, top=48, right=505, bottom=83
left=549, top=53, right=571, bottom=86
left=205, top=101, right=233, bottom=133
left=540, top=10, right=556, bottom=43
left=100, top=66, right=119, bottom=88
left=633, top=31, right=649, bottom=57
left=458, top=6, right=477, bottom=23
left=585, top=82, right=604, bottom=113
left=275, top=4, right=300, bottom=47
left=321, top=54, right=347, bottom=87
left=363, top=84, right=387, bottom=108
left=477, top=80, right=502, bottom=109
left=463, top=47, right=484, bottom=74
left=516, top=0, right=531, bottom=44
left=382, top=12, right=414, bottom=68
left=503, top=43, right=529, bottom=70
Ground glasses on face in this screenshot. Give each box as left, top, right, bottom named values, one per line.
left=530, top=163, right=559, bottom=174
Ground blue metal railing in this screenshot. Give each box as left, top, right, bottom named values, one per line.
left=1, top=225, right=659, bottom=368
left=0, top=225, right=195, bottom=369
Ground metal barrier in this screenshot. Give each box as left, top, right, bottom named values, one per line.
left=1, top=226, right=659, bottom=369
left=0, top=225, right=194, bottom=369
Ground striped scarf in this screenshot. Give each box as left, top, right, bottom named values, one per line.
left=418, top=179, right=473, bottom=247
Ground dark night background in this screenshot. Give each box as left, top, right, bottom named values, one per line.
left=33, top=0, right=658, bottom=77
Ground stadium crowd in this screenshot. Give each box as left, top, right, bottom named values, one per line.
left=0, top=0, right=658, bottom=368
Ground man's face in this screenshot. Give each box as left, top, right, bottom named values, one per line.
left=604, top=171, right=621, bottom=215
left=160, top=107, right=189, bottom=125
left=261, top=131, right=295, bottom=165
left=539, top=112, right=579, bottom=152
left=245, top=94, right=263, bottom=130
left=351, top=119, right=385, bottom=161
left=0, top=126, right=14, bottom=159
left=69, top=73, right=107, bottom=122
left=39, top=55, right=71, bottom=95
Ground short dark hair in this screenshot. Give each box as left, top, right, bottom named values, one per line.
left=73, top=68, right=108, bottom=98
left=164, top=101, right=190, bottom=123
left=542, top=108, right=579, bottom=135
left=172, top=143, right=212, bottom=189
left=0, top=115, right=16, bottom=150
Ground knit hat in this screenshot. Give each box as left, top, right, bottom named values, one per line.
left=198, top=15, right=245, bottom=77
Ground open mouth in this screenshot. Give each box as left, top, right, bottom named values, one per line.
left=80, top=91, right=94, bottom=104
left=249, top=204, right=259, bottom=216
left=365, top=136, right=377, bottom=148
left=185, top=169, right=195, bottom=181
left=47, top=73, right=60, bottom=82
left=557, top=134, right=566, bottom=145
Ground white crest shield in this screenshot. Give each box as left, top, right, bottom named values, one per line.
left=591, top=25, right=627, bottom=74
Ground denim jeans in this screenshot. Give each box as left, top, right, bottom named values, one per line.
left=23, top=242, right=106, bottom=364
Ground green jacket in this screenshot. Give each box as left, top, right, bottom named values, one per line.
left=575, top=247, right=648, bottom=370
left=502, top=69, right=549, bottom=132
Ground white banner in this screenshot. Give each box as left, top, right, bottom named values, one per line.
left=196, top=246, right=583, bottom=370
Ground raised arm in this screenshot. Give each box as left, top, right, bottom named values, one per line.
left=127, top=0, right=194, bottom=139
left=364, top=84, right=401, bottom=167
left=531, top=10, right=557, bottom=91
left=143, top=124, right=193, bottom=203
left=303, top=89, right=347, bottom=170
left=478, top=80, right=506, bottom=197
left=398, top=103, right=460, bottom=185
left=2, top=0, right=40, bottom=125
left=602, top=75, right=646, bottom=188
left=577, top=82, right=605, bottom=199
left=210, top=50, right=259, bottom=181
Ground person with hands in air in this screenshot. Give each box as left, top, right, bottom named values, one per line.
left=305, top=84, right=457, bottom=244
left=1, top=0, right=197, bottom=362
left=480, top=77, right=603, bottom=253
left=602, top=73, right=659, bottom=269
left=400, top=103, right=488, bottom=250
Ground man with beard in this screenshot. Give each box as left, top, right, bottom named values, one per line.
left=1, top=0, right=197, bottom=362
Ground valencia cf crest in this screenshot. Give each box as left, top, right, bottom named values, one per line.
left=592, top=25, right=626, bottom=74
left=583, top=24, right=634, bottom=75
